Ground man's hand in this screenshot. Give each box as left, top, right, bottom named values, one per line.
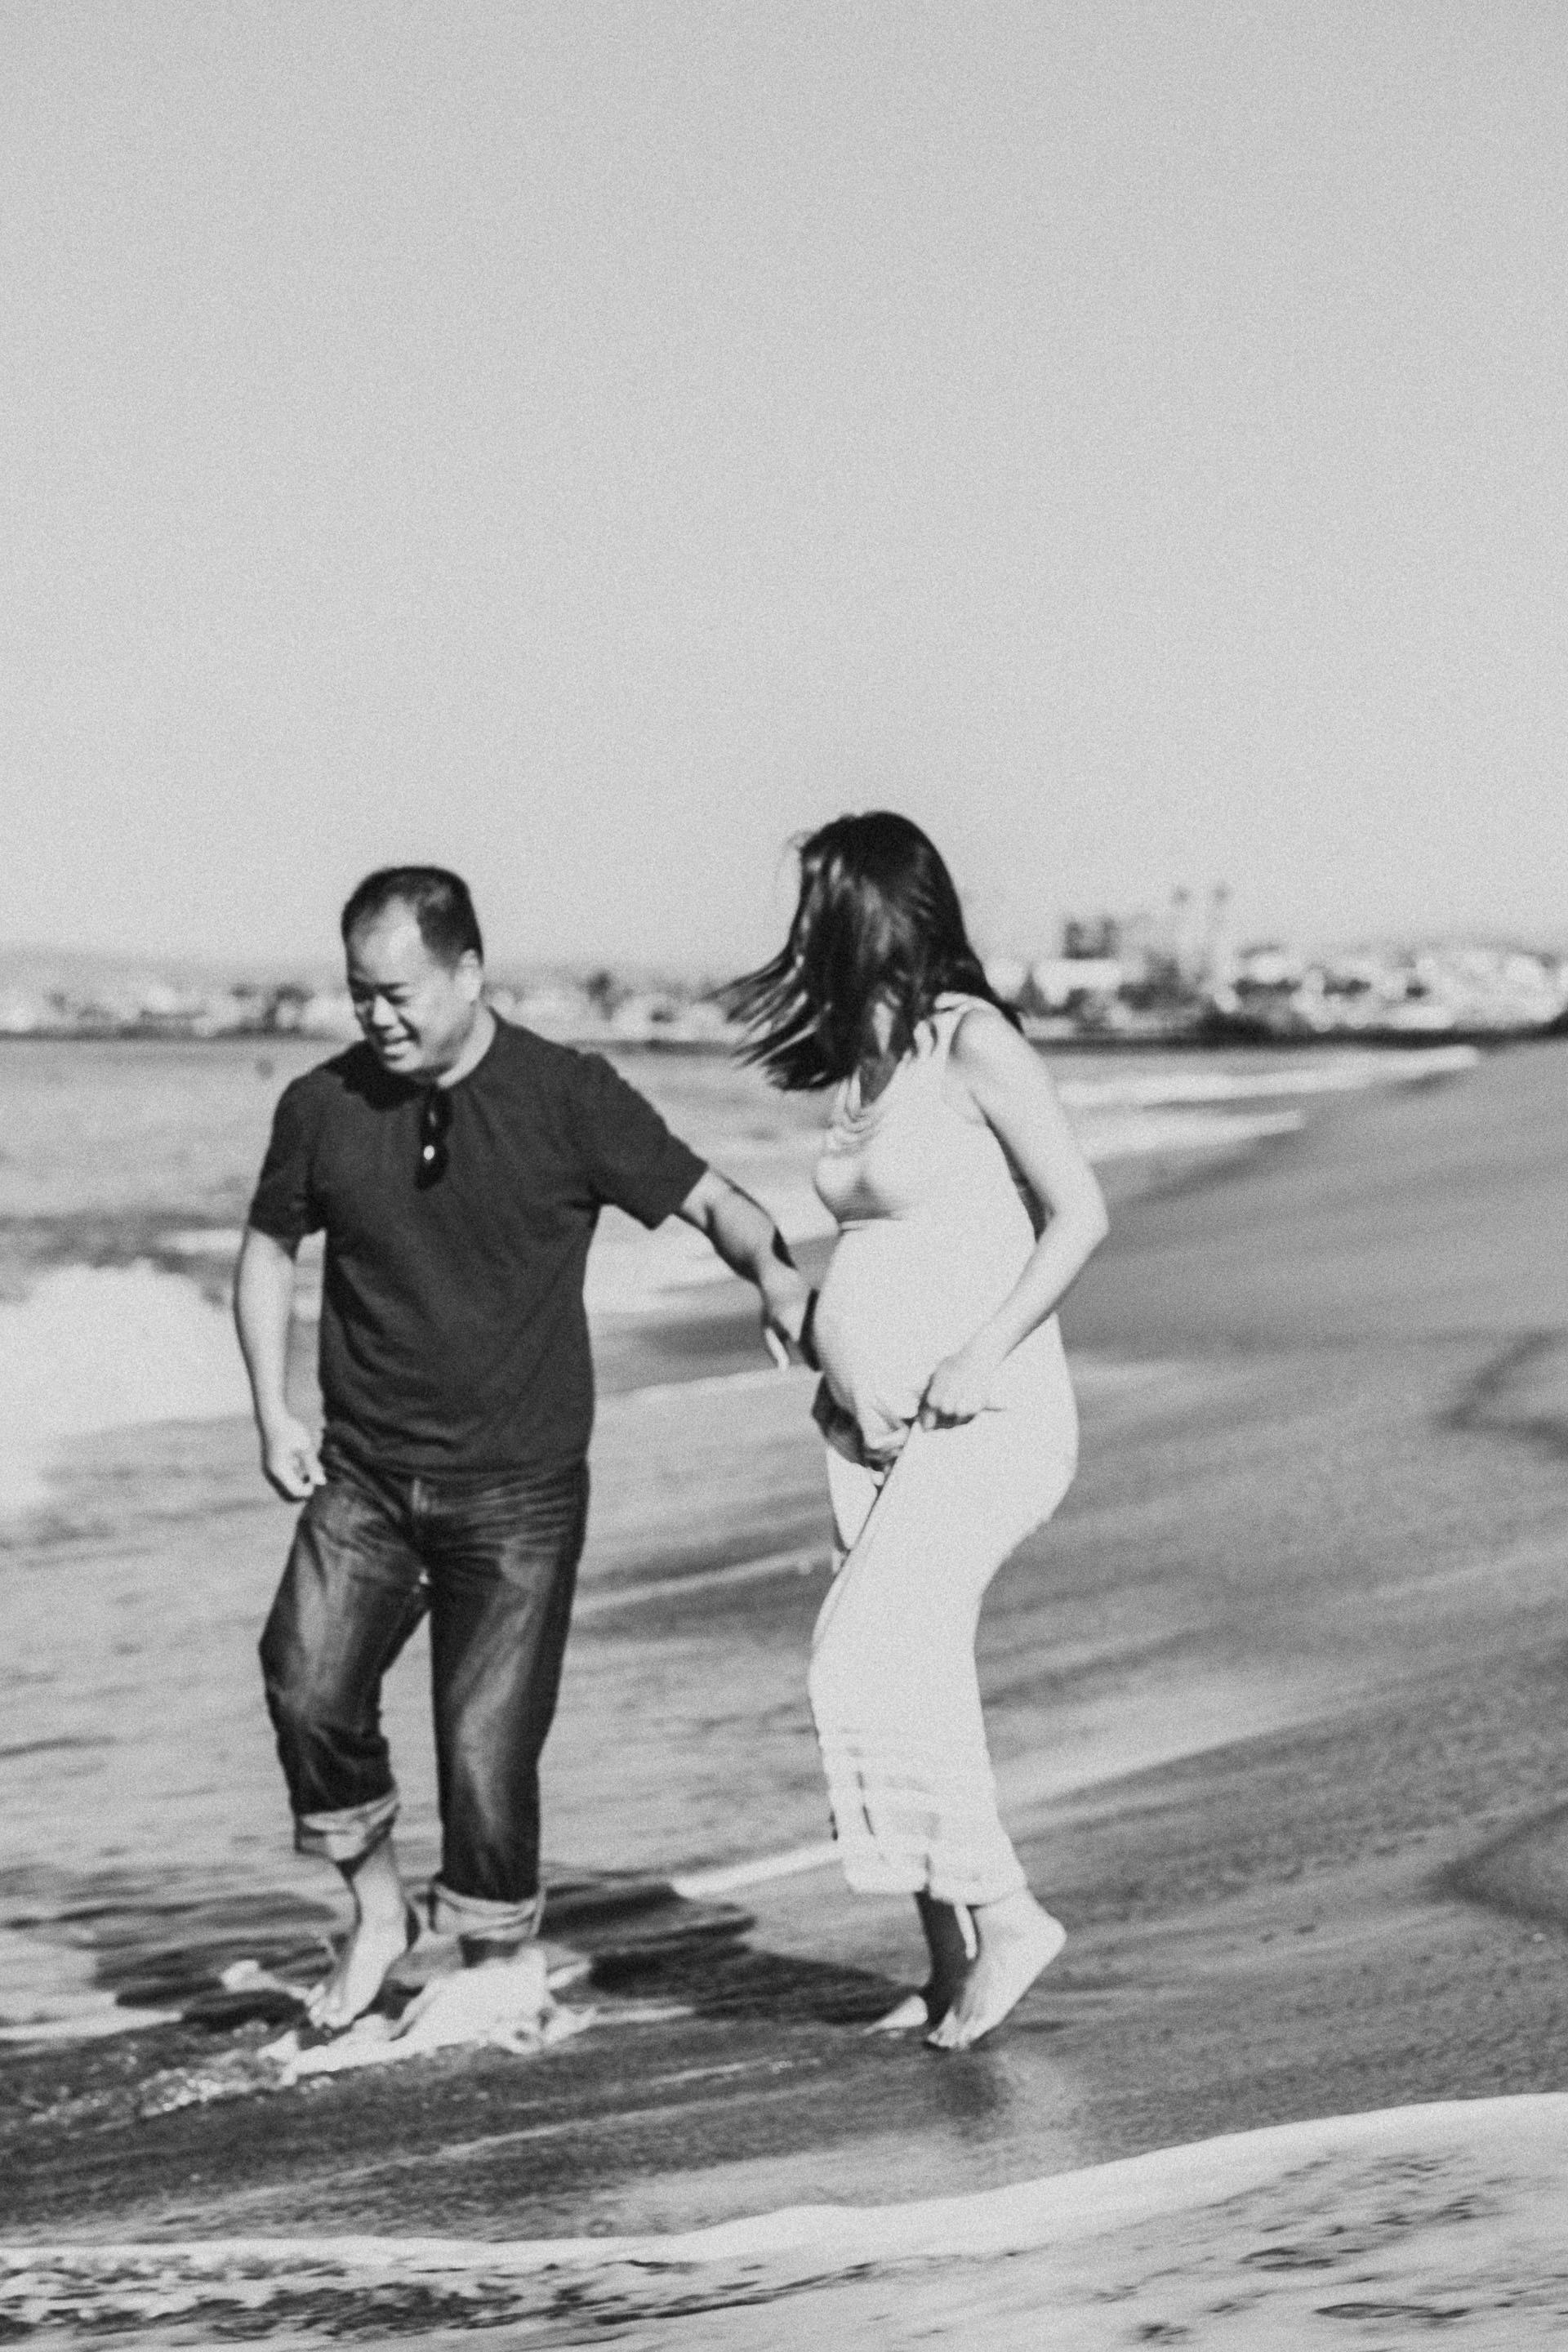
left=917, top=1337, right=1004, bottom=1431
left=260, top=1414, right=326, bottom=1501
left=760, top=1263, right=817, bottom=1369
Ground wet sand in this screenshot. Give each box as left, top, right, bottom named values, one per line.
left=5, top=1041, right=1568, bottom=2335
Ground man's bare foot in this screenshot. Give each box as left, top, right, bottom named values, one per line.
left=390, top=1948, right=551, bottom=2051
left=306, top=1909, right=415, bottom=2031
left=926, top=1892, right=1064, bottom=2050
left=306, top=1842, right=417, bottom=2033
left=869, top=1894, right=972, bottom=2034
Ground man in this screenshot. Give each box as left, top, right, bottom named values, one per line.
left=236, top=866, right=808, bottom=2029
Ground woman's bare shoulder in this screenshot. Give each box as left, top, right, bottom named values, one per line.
left=948, top=999, right=1034, bottom=1072
left=944, top=1001, right=1054, bottom=1127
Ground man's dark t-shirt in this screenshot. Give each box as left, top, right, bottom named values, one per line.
left=248, top=1020, right=706, bottom=1473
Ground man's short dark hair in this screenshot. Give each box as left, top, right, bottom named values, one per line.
left=341, top=868, right=484, bottom=967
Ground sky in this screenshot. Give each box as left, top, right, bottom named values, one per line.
left=2, top=1, right=1565, bottom=970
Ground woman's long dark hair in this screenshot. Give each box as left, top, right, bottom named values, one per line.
left=722, top=812, right=1019, bottom=1089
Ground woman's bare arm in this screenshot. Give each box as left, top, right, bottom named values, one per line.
left=919, top=1004, right=1109, bottom=1428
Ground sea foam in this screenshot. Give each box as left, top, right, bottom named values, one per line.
left=0, top=1263, right=252, bottom=1514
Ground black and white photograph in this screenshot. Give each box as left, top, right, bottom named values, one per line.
left=2, top=3, right=1566, bottom=2342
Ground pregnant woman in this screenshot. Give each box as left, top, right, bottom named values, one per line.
left=727, top=813, right=1108, bottom=2048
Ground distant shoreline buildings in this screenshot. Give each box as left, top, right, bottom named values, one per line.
left=2, top=890, right=1566, bottom=1049
left=0, top=964, right=742, bottom=1050
left=994, top=885, right=1568, bottom=1045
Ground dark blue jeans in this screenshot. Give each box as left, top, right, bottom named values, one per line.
left=260, top=1444, right=589, bottom=1946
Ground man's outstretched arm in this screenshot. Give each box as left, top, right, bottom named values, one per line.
left=234, top=1225, right=324, bottom=1499
left=675, top=1169, right=814, bottom=1363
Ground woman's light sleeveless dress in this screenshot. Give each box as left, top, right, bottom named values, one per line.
left=805, top=995, right=1080, bottom=1907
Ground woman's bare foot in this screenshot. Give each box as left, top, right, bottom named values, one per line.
left=306, top=1841, right=416, bottom=2033
left=926, top=1891, right=1064, bottom=2050
left=867, top=1990, right=931, bottom=2034
left=868, top=1893, right=973, bottom=2034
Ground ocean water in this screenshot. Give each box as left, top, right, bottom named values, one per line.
left=0, top=1034, right=1478, bottom=1521
left=0, top=1027, right=1469, bottom=1265
left=0, top=1033, right=1477, bottom=2038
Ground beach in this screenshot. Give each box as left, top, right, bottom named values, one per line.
left=2, top=1033, right=1566, bottom=2340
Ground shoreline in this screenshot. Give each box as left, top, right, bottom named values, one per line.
left=9, top=2093, right=1568, bottom=2341
left=5, top=1040, right=1568, bottom=2333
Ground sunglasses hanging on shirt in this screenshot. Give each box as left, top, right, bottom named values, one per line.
left=416, top=1088, right=453, bottom=1188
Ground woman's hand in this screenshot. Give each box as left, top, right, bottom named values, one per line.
left=918, top=1338, right=1004, bottom=1430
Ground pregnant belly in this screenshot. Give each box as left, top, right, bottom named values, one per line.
left=813, top=1217, right=1030, bottom=1454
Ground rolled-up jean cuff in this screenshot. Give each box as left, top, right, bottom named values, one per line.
left=294, top=1789, right=399, bottom=1867
left=429, top=1882, right=546, bottom=1946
